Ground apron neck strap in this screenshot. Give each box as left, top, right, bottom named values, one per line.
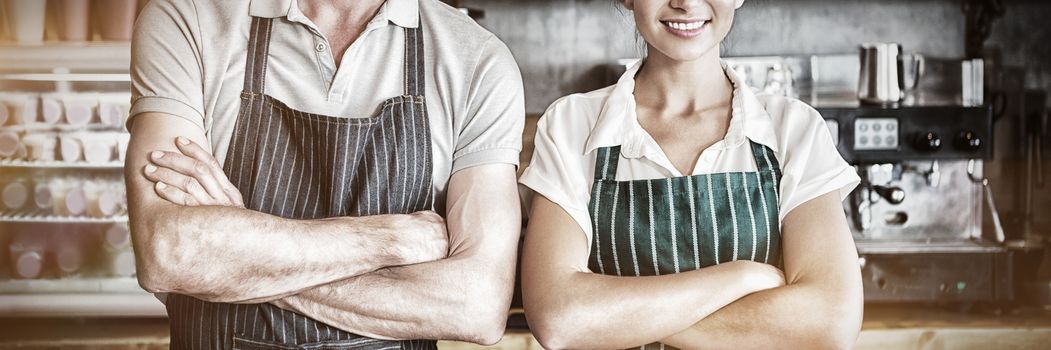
left=243, top=17, right=274, bottom=95
left=594, top=146, right=622, bottom=181
left=403, top=27, right=425, bottom=96
left=748, top=141, right=781, bottom=176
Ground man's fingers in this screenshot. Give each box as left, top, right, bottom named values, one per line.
left=149, top=150, right=230, bottom=204
left=154, top=181, right=202, bottom=207
left=173, top=137, right=244, bottom=207
left=174, top=137, right=221, bottom=168
left=145, top=164, right=224, bottom=206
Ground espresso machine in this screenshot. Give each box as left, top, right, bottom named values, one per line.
left=713, top=52, right=1017, bottom=303
left=819, top=105, right=1012, bottom=303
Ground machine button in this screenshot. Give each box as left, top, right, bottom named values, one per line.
left=873, top=136, right=883, bottom=146
left=858, top=123, right=869, bottom=132
left=873, top=123, right=882, bottom=132
left=887, top=123, right=897, bottom=132
left=859, top=136, right=869, bottom=145
left=886, top=136, right=897, bottom=146
left=955, top=131, right=982, bottom=152
left=914, top=132, right=942, bottom=152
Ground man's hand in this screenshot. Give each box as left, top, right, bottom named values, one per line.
left=141, top=136, right=451, bottom=263
left=143, top=136, right=244, bottom=207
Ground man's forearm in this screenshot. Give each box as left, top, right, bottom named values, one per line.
left=272, top=252, right=516, bottom=345
left=661, top=283, right=863, bottom=350
left=268, top=165, right=522, bottom=345
left=133, top=202, right=434, bottom=303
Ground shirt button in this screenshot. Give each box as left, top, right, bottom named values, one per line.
left=315, top=42, right=327, bottom=52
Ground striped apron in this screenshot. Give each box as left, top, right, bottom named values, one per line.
left=587, top=141, right=783, bottom=350
left=165, top=17, right=437, bottom=350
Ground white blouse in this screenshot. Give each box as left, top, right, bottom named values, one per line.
left=519, top=60, right=860, bottom=241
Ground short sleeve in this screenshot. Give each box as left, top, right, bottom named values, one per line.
left=777, top=103, right=860, bottom=221
left=518, top=105, right=594, bottom=238
left=450, top=37, right=525, bottom=173
left=128, top=0, right=206, bottom=131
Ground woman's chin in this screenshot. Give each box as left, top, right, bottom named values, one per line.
left=649, top=44, right=719, bottom=64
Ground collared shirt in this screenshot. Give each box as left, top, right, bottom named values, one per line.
left=519, top=61, right=859, bottom=239
left=130, top=0, right=524, bottom=208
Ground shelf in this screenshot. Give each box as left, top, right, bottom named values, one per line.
left=0, top=274, right=157, bottom=319
left=0, top=159, right=123, bottom=169
left=0, top=277, right=141, bottom=294
left=0, top=292, right=165, bottom=317
left=0, top=73, right=130, bottom=82
left=0, top=42, right=130, bottom=71
left=0, top=123, right=127, bottom=133
left=0, top=209, right=127, bottom=224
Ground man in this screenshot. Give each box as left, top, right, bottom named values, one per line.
left=125, top=0, right=524, bottom=349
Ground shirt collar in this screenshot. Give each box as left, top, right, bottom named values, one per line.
left=583, top=59, right=781, bottom=158
left=250, top=0, right=420, bottom=28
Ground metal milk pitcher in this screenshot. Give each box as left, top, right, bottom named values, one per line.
left=858, top=43, right=923, bottom=105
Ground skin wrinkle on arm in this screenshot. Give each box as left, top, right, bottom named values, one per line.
left=126, top=113, right=446, bottom=303
left=660, top=191, right=864, bottom=350
left=270, top=164, right=522, bottom=345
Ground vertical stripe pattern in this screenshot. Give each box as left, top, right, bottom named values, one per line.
left=586, top=141, right=783, bottom=350
left=166, top=18, right=437, bottom=350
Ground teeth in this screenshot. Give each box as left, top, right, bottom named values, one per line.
left=665, top=21, right=705, bottom=31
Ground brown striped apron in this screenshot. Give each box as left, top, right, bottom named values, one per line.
left=165, top=17, right=437, bottom=350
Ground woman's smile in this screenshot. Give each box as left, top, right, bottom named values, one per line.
left=660, top=19, right=711, bottom=38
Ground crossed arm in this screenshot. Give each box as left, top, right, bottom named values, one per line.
left=127, top=113, right=520, bottom=344
left=522, top=191, right=863, bottom=350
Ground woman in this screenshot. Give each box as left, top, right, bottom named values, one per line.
left=518, top=1, right=863, bottom=349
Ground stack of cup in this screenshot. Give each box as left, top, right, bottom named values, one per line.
left=33, top=181, right=52, bottom=211
left=54, top=0, right=92, bottom=42
left=59, top=134, right=82, bottom=162
left=22, top=133, right=58, bottom=162
left=2, top=178, right=29, bottom=211
left=0, top=93, right=39, bottom=126
left=9, top=231, right=47, bottom=279
left=40, top=94, right=64, bottom=126
left=52, top=226, right=93, bottom=276
left=85, top=180, right=124, bottom=217
left=50, top=178, right=88, bottom=216
left=102, top=223, right=136, bottom=277
left=0, top=130, right=24, bottom=159
left=3, top=0, right=47, bottom=44
left=97, top=93, right=131, bottom=128
left=63, top=94, right=99, bottom=127
left=80, top=133, right=117, bottom=164
left=95, top=0, right=138, bottom=41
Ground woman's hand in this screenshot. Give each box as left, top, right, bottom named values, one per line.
left=726, top=260, right=787, bottom=293
left=142, top=136, right=245, bottom=208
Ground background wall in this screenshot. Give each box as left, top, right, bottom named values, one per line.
left=473, top=0, right=1051, bottom=114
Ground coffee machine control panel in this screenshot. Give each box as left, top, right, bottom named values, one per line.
left=854, top=118, right=899, bottom=151
left=817, top=106, right=993, bottom=163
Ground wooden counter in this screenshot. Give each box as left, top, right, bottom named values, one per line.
left=2, top=305, right=1050, bottom=349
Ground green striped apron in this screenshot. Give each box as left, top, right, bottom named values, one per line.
left=587, top=141, right=783, bottom=350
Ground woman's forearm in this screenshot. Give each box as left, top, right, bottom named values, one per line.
left=661, top=282, right=863, bottom=350
left=526, top=261, right=783, bottom=350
